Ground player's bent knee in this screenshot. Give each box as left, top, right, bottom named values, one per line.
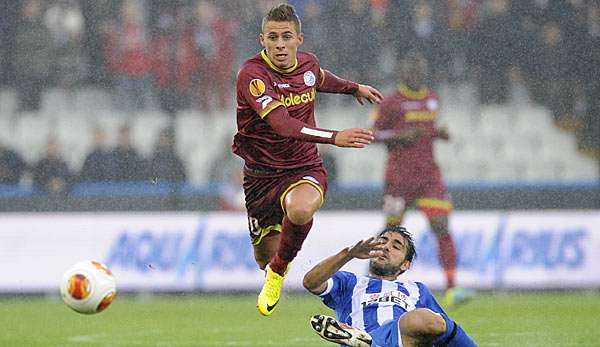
left=284, top=184, right=322, bottom=225
left=400, top=309, right=446, bottom=338
left=286, top=206, right=316, bottom=225
left=285, top=198, right=319, bottom=225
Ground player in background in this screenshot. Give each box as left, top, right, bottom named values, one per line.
left=304, top=225, right=477, bottom=347
left=371, top=51, right=471, bottom=308
left=232, top=3, right=384, bottom=316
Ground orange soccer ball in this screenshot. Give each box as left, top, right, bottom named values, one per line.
left=60, top=261, right=117, bottom=314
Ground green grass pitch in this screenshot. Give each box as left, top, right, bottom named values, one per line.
left=1, top=292, right=599, bottom=346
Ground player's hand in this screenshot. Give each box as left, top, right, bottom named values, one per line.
left=354, top=84, right=384, bottom=105
left=437, top=126, right=450, bottom=140
left=398, top=128, right=423, bottom=145
left=334, top=128, right=374, bottom=148
left=347, top=237, right=385, bottom=260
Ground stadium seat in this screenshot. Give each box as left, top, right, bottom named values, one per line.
left=41, top=88, right=72, bottom=114
left=446, top=160, right=489, bottom=182
left=0, top=89, right=17, bottom=115
left=440, top=110, right=474, bottom=139
left=484, top=160, right=522, bottom=181
left=53, top=113, right=94, bottom=171
left=359, top=146, right=386, bottom=183
left=0, top=116, right=14, bottom=146
left=524, top=160, right=566, bottom=181
left=12, top=113, right=52, bottom=164
left=174, top=110, right=206, bottom=155
left=460, top=135, right=500, bottom=163
left=93, top=110, right=129, bottom=148
left=497, top=135, right=537, bottom=162
left=129, top=111, right=171, bottom=157
left=514, top=105, right=556, bottom=138
left=538, top=134, right=577, bottom=162
left=175, top=110, right=225, bottom=184
left=74, top=87, right=113, bottom=113
left=478, top=105, right=517, bottom=139
left=563, top=156, right=599, bottom=180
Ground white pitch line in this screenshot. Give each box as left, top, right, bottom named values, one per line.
left=68, top=334, right=103, bottom=343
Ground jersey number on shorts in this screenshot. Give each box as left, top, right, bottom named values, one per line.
left=248, top=216, right=261, bottom=236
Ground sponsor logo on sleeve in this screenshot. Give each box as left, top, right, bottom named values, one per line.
left=249, top=79, right=266, bottom=97
left=256, top=95, right=273, bottom=109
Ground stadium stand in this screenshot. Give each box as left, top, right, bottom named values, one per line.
left=0, top=84, right=597, bottom=188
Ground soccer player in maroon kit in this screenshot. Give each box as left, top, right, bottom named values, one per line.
left=232, top=4, right=383, bottom=316
left=372, top=51, right=472, bottom=308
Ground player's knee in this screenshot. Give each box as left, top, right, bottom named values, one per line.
left=421, top=312, right=446, bottom=336
left=286, top=205, right=316, bottom=225
left=400, top=309, right=446, bottom=339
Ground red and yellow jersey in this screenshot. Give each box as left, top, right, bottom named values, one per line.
left=233, top=50, right=324, bottom=170
left=372, top=84, right=441, bottom=178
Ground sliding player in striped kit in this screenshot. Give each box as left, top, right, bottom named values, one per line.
left=232, top=3, right=383, bottom=316
left=304, top=225, right=476, bottom=347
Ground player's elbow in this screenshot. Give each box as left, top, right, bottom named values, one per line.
left=302, top=274, right=316, bottom=292
left=302, top=273, right=323, bottom=295
left=269, top=122, right=291, bottom=138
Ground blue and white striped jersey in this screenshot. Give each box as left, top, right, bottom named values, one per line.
left=319, top=271, right=446, bottom=333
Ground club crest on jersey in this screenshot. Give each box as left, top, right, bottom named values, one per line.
left=303, top=71, right=316, bottom=87
left=249, top=79, right=266, bottom=97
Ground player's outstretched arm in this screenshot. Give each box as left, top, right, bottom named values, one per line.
left=317, top=69, right=383, bottom=104
left=266, top=107, right=374, bottom=148
left=303, top=237, right=384, bottom=295
left=334, top=128, right=374, bottom=148
left=265, top=106, right=338, bottom=144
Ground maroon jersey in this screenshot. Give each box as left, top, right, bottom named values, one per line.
left=233, top=50, right=326, bottom=170
left=373, top=85, right=441, bottom=185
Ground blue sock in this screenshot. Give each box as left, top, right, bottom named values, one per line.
left=433, top=313, right=477, bottom=347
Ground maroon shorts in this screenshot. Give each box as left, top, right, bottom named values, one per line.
left=384, top=166, right=451, bottom=218
left=243, top=163, right=328, bottom=245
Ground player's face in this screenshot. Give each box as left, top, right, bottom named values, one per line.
left=259, top=20, right=304, bottom=69
left=369, top=232, right=411, bottom=277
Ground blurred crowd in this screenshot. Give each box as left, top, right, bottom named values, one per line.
left=0, top=0, right=599, bottom=193
left=0, top=124, right=187, bottom=195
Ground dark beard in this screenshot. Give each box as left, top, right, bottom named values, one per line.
left=369, top=259, right=399, bottom=277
